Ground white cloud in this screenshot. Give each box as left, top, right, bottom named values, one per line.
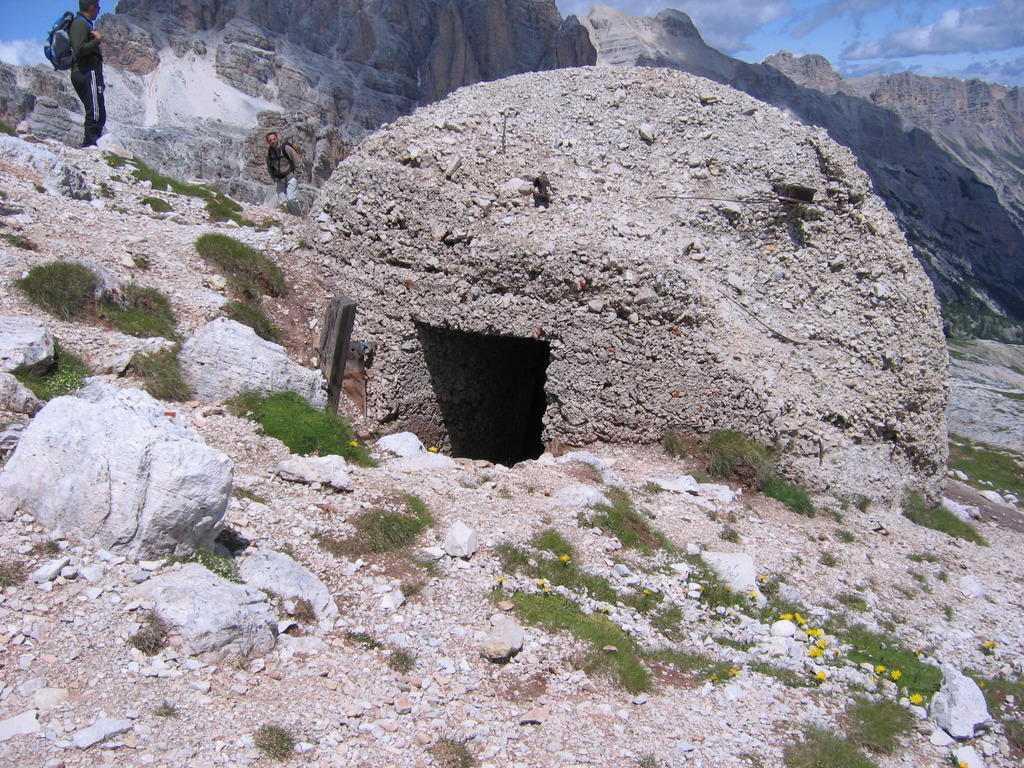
left=0, top=39, right=47, bottom=67
left=844, top=0, right=1024, bottom=59
left=558, top=1, right=790, bottom=53
left=791, top=0, right=898, bottom=39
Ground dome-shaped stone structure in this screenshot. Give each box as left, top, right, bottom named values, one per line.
left=311, top=66, right=948, bottom=502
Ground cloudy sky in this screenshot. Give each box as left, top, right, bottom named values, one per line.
left=2, top=0, right=1021, bottom=86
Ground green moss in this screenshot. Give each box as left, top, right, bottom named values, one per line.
left=170, top=549, right=240, bottom=583
left=195, top=233, right=285, bottom=299
left=706, top=429, right=775, bottom=488
left=14, top=261, right=96, bottom=320
left=14, top=344, right=90, bottom=401
left=223, top=299, right=278, bottom=341
left=130, top=347, right=190, bottom=402
left=100, top=284, right=176, bottom=339
left=903, top=491, right=987, bottom=546
left=784, top=727, right=879, bottom=768
left=141, top=196, right=172, bottom=213
left=763, top=477, right=815, bottom=516
left=844, top=696, right=916, bottom=754
left=227, top=391, right=373, bottom=465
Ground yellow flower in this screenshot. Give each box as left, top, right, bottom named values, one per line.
left=758, top=574, right=767, bottom=582
left=983, top=640, right=996, bottom=649
left=871, top=676, right=879, bottom=683
left=978, top=681, right=986, bottom=688
left=890, top=670, right=902, bottom=681
left=807, top=628, right=824, bottom=638
left=780, top=613, right=794, bottom=621
left=348, top=440, right=359, bottom=447
left=643, top=589, right=652, bottom=596
left=496, top=576, right=504, bottom=584
left=728, top=668, right=740, bottom=676
left=909, top=694, right=924, bottom=705
left=536, top=579, right=546, bottom=587
left=814, top=670, right=827, bottom=681
left=710, top=674, right=718, bottom=681
left=959, top=762, right=969, bottom=768
left=875, top=665, right=887, bottom=675
left=747, top=592, right=759, bottom=599
left=602, top=606, right=612, bottom=614
left=427, top=446, right=439, bottom=453
left=542, top=587, right=551, bottom=595
left=815, top=639, right=828, bottom=649
left=808, top=647, right=823, bottom=658
left=559, top=554, right=571, bottom=564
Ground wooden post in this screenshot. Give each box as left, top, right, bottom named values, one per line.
left=318, top=296, right=356, bottom=413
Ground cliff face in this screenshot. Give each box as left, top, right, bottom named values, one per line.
left=0, top=0, right=593, bottom=204
left=584, top=7, right=1024, bottom=339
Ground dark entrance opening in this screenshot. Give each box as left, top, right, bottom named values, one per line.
left=415, top=323, right=550, bottom=465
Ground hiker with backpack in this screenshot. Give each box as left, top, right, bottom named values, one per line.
left=265, top=132, right=302, bottom=216
left=48, top=2, right=106, bottom=147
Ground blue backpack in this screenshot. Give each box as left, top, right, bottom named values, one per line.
left=44, top=12, right=76, bottom=71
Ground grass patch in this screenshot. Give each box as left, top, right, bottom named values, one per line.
left=836, top=592, right=868, bottom=612
left=388, top=648, right=416, bottom=673
left=141, top=196, right=172, bottom=213
left=831, top=621, right=942, bottom=695
left=719, top=525, right=739, bottom=543
left=903, top=491, right=987, bottom=546
left=907, top=553, right=939, bottom=563
left=170, top=549, right=240, bottom=583
left=14, top=344, right=90, bottom=401
left=974, top=676, right=1024, bottom=755
left=949, top=436, right=1024, bottom=498
left=508, top=591, right=651, bottom=692
left=784, top=727, right=879, bottom=768
left=0, top=560, right=26, bottom=588
left=205, top=194, right=255, bottom=227
left=130, top=347, right=190, bottom=401
left=646, top=647, right=733, bottom=682
left=100, top=284, right=176, bottom=339
left=227, top=391, right=373, bottom=465
left=154, top=701, right=177, bottom=717
left=232, top=487, right=268, bottom=504
left=224, top=300, right=278, bottom=341
left=763, top=476, right=814, bottom=515
left=843, top=696, right=916, bottom=754
left=0, top=120, right=16, bottom=136
left=254, top=725, right=295, bottom=761
left=819, top=551, right=837, bottom=567
left=346, top=631, right=382, bottom=650
left=129, top=611, right=169, bottom=656
left=662, top=430, right=689, bottom=458
left=14, top=261, right=96, bottom=320
left=335, top=493, right=433, bottom=556
left=586, top=487, right=671, bottom=551
left=706, top=429, right=774, bottom=488
left=431, top=737, right=476, bottom=768
left=195, top=233, right=285, bottom=299
left=0, top=232, right=36, bottom=250
left=637, top=755, right=659, bottom=768
left=105, top=153, right=129, bottom=168
left=836, top=529, right=855, bottom=543
left=531, top=528, right=575, bottom=558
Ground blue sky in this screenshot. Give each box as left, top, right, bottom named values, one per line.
left=2, top=0, right=1022, bottom=86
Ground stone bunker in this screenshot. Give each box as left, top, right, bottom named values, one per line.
left=311, top=66, right=949, bottom=501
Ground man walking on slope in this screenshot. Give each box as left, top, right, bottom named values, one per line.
left=265, top=132, right=302, bottom=216
left=70, top=1, right=105, bottom=147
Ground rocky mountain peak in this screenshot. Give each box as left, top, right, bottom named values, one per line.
left=764, top=51, right=842, bottom=94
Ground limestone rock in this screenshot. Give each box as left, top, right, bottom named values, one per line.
left=443, top=520, right=478, bottom=559
left=701, top=552, right=762, bottom=601
left=0, top=134, right=90, bottom=199
left=0, top=385, right=232, bottom=558
left=131, top=563, right=277, bottom=657
left=930, top=664, right=990, bottom=740
left=0, top=372, right=42, bottom=414
left=238, top=549, right=338, bottom=620
left=277, top=454, right=352, bottom=491
left=179, top=318, right=326, bottom=408
left=953, top=745, right=984, bottom=768
left=0, top=315, right=54, bottom=372
left=376, top=432, right=426, bottom=457
left=72, top=716, right=132, bottom=749
left=553, top=483, right=610, bottom=508
left=0, top=710, right=40, bottom=743
left=385, top=452, right=457, bottom=472
left=481, top=616, right=525, bottom=662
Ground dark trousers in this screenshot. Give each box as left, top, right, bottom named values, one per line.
left=71, top=65, right=105, bottom=147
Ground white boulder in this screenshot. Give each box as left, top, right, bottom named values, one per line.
left=930, top=663, right=990, bottom=739
left=238, top=549, right=338, bottom=620
left=277, top=454, right=352, bottom=491
left=481, top=615, right=525, bottom=662
left=0, top=372, right=42, bottom=414
left=701, top=551, right=762, bottom=602
left=376, top=432, right=425, bottom=457
left=0, top=710, right=40, bottom=743
left=386, top=452, right=456, bottom=472
left=72, top=716, right=132, bottom=749
left=553, top=483, right=610, bottom=508
left=0, top=384, right=232, bottom=558
left=0, top=315, right=54, bottom=372
left=0, top=134, right=90, bottom=199
left=444, top=520, right=478, bottom=559
left=179, top=318, right=326, bottom=408
left=131, top=563, right=277, bottom=657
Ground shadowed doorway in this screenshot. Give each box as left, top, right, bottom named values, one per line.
left=415, top=323, right=550, bottom=465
